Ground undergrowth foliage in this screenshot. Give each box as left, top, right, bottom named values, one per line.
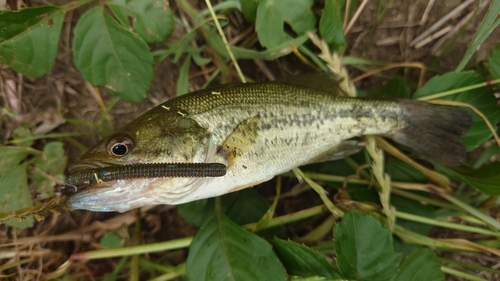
left=1, top=0, right=500, bottom=280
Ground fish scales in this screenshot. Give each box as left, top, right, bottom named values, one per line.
left=174, top=83, right=402, bottom=175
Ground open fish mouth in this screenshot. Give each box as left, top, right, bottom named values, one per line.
left=63, top=162, right=227, bottom=195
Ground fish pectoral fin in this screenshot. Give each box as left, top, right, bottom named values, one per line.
left=306, top=139, right=365, bottom=164
left=218, top=116, right=260, bottom=167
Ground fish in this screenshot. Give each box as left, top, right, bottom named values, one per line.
left=66, top=73, right=472, bottom=212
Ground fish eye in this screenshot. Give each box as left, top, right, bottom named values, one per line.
left=107, top=135, right=135, bottom=157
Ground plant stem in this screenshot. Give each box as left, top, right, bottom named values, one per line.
left=417, top=78, right=500, bottom=101
left=244, top=205, right=327, bottom=230
left=285, top=171, right=460, bottom=211
left=175, top=0, right=231, bottom=82
left=441, top=266, right=489, bottom=281
left=69, top=237, right=193, bottom=261
left=205, top=0, right=245, bottom=83
left=396, top=211, right=500, bottom=237
left=439, top=192, right=500, bottom=231
left=439, top=257, right=500, bottom=275
left=293, top=168, right=344, bottom=218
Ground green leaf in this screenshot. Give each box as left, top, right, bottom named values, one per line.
left=384, top=157, right=426, bottom=182
left=392, top=195, right=434, bottom=257
left=393, top=196, right=434, bottom=236
left=239, top=0, right=260, bottom=22
left=413, top=71, right=500, bottom=150
left=488, top=44, right=500, bottom=79
left=178, top=198, right=214, bottom=227
left=12, top=125, right=33, bottom=147
left=33, top=142, right=67, bottom=195
left=391, top=248, right=444, bottom=281
left=440, top=163, right=500, bottom=195
left=0, top=147, right=33, bottom=177
left=334, top=210, right=400, bottom=281
left=0, top=6, right=65, bottom=77
left=271, top=238, right=341, bottom=278
left=73, top=7, right=153, bottom=102
left=35, top=142, right=66, bottom=175
left=319, top=0, right=346, bottom=52
left=100, top=232, right=124, bottom=249
left=108, top=0, right=174, bottom=43
left=153, top=32, right=197, bottom=63
left=474, top=143, right=500, bottom=168
left=277, top=0, right=315, bottom=34
left=255, top=0, right=315, bottom=48
left=192, top=51, right=211, bottom=66
left=255, top=1, right=287, bottom=48
left=456, top=1, right=500, bottom=71
left=369, top=77, right=411, bottom=99
left=177, top=54, right=191, bottom=96
left=0, top=164, right=33, bottom=228
left=178, top=189, right=271, bottom=227
left=186, top=213, right=288, bottom=281
left=210, top=30, right=309, bottom=60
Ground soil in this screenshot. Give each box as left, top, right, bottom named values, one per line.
left=0, top=0, right=499, bottom=280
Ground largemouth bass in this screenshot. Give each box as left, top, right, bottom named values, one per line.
left=66, top=74, right=471, bottom=212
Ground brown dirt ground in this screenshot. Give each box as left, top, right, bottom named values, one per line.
left=1, top=0, right=499, bottom=280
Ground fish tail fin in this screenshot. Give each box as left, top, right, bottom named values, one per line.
left=391, top=100, right=472, bottom=166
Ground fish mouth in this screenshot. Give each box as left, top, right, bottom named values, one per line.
left=66, top=180, right=134, bottom=212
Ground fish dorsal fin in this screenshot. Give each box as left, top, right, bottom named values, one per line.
left=273, top=72, right=343, bottom=94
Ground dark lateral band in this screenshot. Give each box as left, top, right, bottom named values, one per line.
left=66, top=163, right=227, bottom=190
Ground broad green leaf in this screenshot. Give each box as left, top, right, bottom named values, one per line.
left=35, top=142, right=66, bottom=175
left=369, top=77, right=411, bottom=99
left=178, top=198, right=214, bottom=227
left=413, top=71, right=500, bottom=151
left=456, top=1, right=500, bottom=71
left=440, top=163, right=500, bottom=195
left=100, top=232, right=124, bottom=249
left=0, top=164, right=33, bottom=228
left=393, top=196, right=434, bottom=236
left=271, top=238, right=341, bottom=278
left=0, top=6, right=65, bottom=77
left=255, top=0, right=315, bottom=48
left=334, top=210, right=400, bottom=281
left=178, top=189, right=271, bottom=227
left=210, top=30, right=309, bottom=60
left=33, top=142, right=67, bottom=195
left=319, top=0, right=346, bottom=52
left=488, top=44, right=500, bottom=79
left=0, top=147, right=33, bottom=177
left=391, top=248, right=444, bottom=281
left=384, top=157, right=426, bottom=182
left=392, top=195, right=434, bottom=257
left=108, top=0, right=174, bottom=43
left=73, top=7, right=153, bottom=102
left=12, top=125, right=33, bottom=147
left=186, top=214, right=288, bottom=281
left=276, top=0, right=315, bottom=34
left=239, top=0, right=260, bottom=22
left=255, top=1, right=287, bottom=48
